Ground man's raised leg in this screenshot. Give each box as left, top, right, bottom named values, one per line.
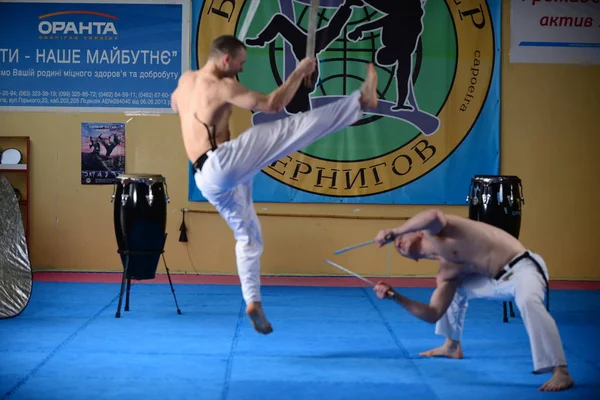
left=214, top=64, right=378, bottom=187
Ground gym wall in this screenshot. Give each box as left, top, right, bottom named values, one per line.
left=1, top=1, right=598, bottom=280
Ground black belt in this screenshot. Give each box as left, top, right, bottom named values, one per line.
left=494, top=251, right=550, bottom=309
left=494, top=251, right=531, bottom=280
left=193, top=151, right=210, bottom=171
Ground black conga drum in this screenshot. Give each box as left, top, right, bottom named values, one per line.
left=112, top=174, right=169, bottom=280
left=466, top=175, right=524, bottom=239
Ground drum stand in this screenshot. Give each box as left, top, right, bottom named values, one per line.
left=503, top=286, right=549, bottom=323
left=115, top=233, right=182, bottom=318
left=502, top=301, right=516, bottom=323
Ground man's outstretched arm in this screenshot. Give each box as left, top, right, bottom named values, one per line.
left=222, top=58, right=315, bottom=114
left=374, top=275, right=458, bottom=324
left=395, top=209, right=447, bottom=236
left=375, top=209, right=447, bottom=246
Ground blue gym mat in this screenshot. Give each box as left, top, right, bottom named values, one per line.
left=1, top=282, right=599, bottom=399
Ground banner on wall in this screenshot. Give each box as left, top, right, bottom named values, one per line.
left=189, top=0, right=501, bottom=205
left=81, top=122, right=125, bottom=185
left=0, top=0, right=191, bottom=113
left=510, top=0, right=600, bottom=64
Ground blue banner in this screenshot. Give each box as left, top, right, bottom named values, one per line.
left=0, top=0, right=190, bottom=113
left=189, top=0, right=501, bottom=205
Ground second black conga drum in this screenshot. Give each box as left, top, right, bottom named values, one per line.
left=467, top=175, right=524, bottom=239
left=112, top=174, right=169, bottom=280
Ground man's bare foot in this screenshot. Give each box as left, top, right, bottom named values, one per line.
left=419, top=339, right=463, bottom=359
left=246, top=302, right=273, bottom=335
left=359, top=63, right=378, bottom=109
left=539, top=366, right=574, bottom=391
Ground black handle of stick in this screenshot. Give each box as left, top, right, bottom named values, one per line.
left=383, top=232, right=396, bottom=245
left=379, top=232, right=396, bottom=298
left=304, top=75, right=313, bottom=88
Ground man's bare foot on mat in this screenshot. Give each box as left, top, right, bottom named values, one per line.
left=539, top=366, right=574, bottom=392
left=419, top=339, right=463, bottom=359
left=360, top=64, right=378, bottom=110
left=246, top=302, right=273, bottom=335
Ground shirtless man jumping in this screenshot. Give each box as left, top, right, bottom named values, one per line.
left=372, top=209, right=574, bottom=392
left=171, top=35, right=378, bottom=334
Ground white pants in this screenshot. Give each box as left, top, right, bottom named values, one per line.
left=194, top=91, right=363, bottom=304
left=435, top=251, right=568, bottom=374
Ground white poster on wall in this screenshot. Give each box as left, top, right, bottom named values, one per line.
left=510, top=0, right=600, bottom=64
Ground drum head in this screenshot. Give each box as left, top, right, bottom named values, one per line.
left=1, top=148, right=22, bottom=165
left=472, top=175, right=521, bottom=184
left=116, top=173, right=165, bottom=183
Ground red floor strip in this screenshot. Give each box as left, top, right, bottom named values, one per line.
left=32, top=272, right=600, bottom=290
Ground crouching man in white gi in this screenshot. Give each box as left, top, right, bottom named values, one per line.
left=372, top=209, right=574, bottom=392
left=171, top=35, right=379, bottom=335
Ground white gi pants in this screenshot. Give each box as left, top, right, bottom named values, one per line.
left=435, top=251, right=568, bottom=374
left=194, top=91, right=363, bottom=304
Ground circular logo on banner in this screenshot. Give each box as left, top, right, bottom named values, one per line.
left=196, top=0, right=495, bottom=197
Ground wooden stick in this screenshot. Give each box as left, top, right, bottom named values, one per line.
left=238, top=0, right=261, bottom=42
left=304, top=0, right=319, bottom=87
left=324, top=259, right=396, bottom=297
left=182, top=208, right=409, bottom=221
